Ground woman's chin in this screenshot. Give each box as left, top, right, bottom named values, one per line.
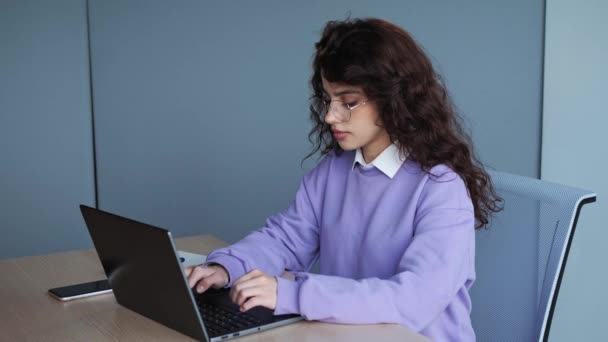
left=337, top=142, right=357, bottom=151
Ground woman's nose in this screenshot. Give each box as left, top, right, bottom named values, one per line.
left=324, top=107, right=339, bottom=125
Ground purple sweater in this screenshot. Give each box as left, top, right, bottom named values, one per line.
left=206, top=149, right=476, bottom=341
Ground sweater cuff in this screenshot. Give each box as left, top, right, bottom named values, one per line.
left=274, top=276, right=302, bottom=315
left=204, top=255, right=247, bottom=288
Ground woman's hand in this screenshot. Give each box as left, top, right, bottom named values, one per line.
left=185, top=264, right=229, bottom=293
left=230, top=269, right=277, bottom=312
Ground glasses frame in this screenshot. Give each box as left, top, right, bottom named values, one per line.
left=313, top=97, right=370, bottom=122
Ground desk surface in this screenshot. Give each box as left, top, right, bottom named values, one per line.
left=0, top=235, right=429, bottom=342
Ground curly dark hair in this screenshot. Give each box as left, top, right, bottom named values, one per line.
left=303, top=18, right=503, bottom=229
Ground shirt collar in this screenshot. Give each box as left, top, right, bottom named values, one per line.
left=351, top=143, right=408, bottom=178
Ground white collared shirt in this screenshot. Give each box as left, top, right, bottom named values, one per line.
left=352, top=143, right=408, bottom=178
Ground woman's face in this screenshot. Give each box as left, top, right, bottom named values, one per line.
left=321, top=77, right=390, bottom=159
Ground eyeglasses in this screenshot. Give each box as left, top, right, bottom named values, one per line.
left=311, top=97, right=370, bottom=122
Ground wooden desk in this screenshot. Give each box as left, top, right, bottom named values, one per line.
left=0, top=235, right=429, bottom=341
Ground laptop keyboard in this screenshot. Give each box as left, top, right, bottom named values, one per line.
left=196, top=301, right=264, bottom=337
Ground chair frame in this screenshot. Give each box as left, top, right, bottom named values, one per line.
left=541, top=195, right=596, bottom=341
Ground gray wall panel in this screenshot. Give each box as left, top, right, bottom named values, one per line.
left=542, top=0, right=608, bottom=340
left=0, top=0, right=95, bottom=258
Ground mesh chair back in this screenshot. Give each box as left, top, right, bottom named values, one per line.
left=471, top=171, right=596, bottom=342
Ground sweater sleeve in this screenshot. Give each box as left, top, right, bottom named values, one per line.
left=274, top=168, right=475, bottom=332
left=204, top=157, right=327, bottom=287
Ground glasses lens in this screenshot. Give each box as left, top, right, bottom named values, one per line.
left=328, top=102, right=350, bottom=121
left=311, top=98, right=351, bottom=122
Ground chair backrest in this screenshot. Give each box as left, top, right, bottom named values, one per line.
left=470, top=170, right=596, bottom=342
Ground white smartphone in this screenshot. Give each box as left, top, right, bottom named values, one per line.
left=48, top=279, right=112, bottom=301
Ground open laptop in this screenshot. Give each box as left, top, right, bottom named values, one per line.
left=79, top=205, right=303, bottom=341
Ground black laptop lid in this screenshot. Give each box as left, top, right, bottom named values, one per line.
left=79, top=205, right=208, bottom=341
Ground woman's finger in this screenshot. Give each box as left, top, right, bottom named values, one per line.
left=196, top=271, right=226, bottom=293
left=229, top=276, right=265, bottom=303
left=234, top=286, right=264, bottom=307
left=187, top=265, right=217, bottom=288
left=241, top=295, right=265, bottom=312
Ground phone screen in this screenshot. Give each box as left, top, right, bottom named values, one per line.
left=48, top=280, right=112, bottom=301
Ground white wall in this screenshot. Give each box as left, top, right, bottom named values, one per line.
left=542, top=0, right=608, bottom=340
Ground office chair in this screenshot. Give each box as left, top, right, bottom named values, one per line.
left=470, top=170, right=596, bottom=342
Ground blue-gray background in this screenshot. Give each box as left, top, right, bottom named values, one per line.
left=3, top=0, right=604, bottom=341
left=1, top=0, right=543, bottom=257
left=89, top=0, right=543, bottom=246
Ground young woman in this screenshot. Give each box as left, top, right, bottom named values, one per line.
left=186, top=18, right=502, bottom=342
